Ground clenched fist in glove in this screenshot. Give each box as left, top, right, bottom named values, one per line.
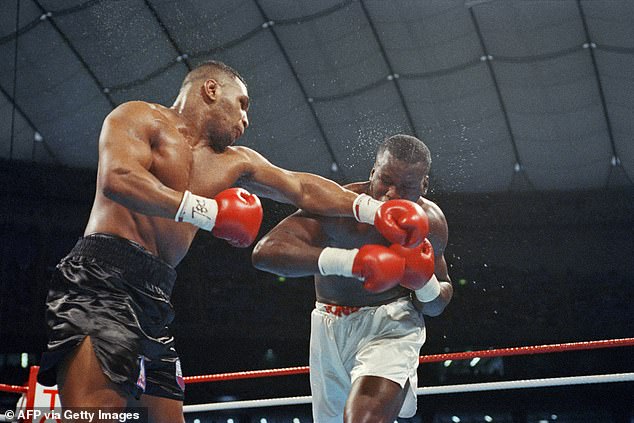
left=390, top=239, right=434, bottom=290
left=390, top=239, right=441, bottom=302
left=317, top=245, right=406, bottom=293
left=175, top=188, right=263, bottom=247
left=353, top=194, right=429, bottom=248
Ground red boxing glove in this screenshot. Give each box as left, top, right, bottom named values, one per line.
left=352, top=245, right=406, bottom=293
left=353, top=194, right=429, bottom=248
left=317, top=245, right=405, bottom=293
left=376, top=200, right=429, bottom=248
left=390, top=239, right=435, bottom=290
left=212, top=188, right=263, bottom=247
left=175, top=188, right=263, bottom=247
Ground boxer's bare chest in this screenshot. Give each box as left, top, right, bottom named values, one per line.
left=322, top=183, right=390, bottom=248
left=150, top=128, right=244, bottom=197
left=322, top=218, right=388, bottom=249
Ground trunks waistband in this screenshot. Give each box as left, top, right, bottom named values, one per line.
left=64, top=233, right=177, bottom=298
left=323, top=305, right=360, bottom=317
left=317, top=295, right=410, bottom=317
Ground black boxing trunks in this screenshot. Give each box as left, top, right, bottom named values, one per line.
left=37, top=233, right=184, bottom=400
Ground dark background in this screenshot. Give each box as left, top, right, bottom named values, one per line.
left=1, top=159, right=633, bottom=421
left=2, top=1, right=634, bottom=421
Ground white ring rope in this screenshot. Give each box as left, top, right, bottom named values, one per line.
left=414, top=372, right=634, bottom=395
left=184, top=395, right=312, bottom=413
left=182, top=372, right=634, bottom=413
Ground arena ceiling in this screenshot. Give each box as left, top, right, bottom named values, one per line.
left=1, top=0, right=633, bottom=194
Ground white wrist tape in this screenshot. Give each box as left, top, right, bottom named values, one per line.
left=414, top=274, right=441, bottom=302
left=318, top=247, right=359, bottom=278
left=353, top=193, right=382, bottom=225
left=175, top=190, right=218, bottom=231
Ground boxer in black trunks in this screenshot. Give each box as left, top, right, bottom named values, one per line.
left=38, top=61, right=430, bottom=423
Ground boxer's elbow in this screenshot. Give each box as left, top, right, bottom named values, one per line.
left=101, top=166, right=151, bottom=208
left=253, top=235, right=318, bottom=277
left=250, top=240, right=268, bottom=270
left=100, top=167, right=129, bottom=202
left=423, top=282, right=453, bottom=317
left=422, top=302, right=447, bottom=317
left=252, top=237, right=286, bottom=273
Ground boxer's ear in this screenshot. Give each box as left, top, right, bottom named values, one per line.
left=203, top=79, right=220, bottom=102
left=421, top=175, right=429, bottom=196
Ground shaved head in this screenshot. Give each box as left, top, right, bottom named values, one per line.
left=181, top=60, right=246, bottom=90
left=376, top=134, right=431, bottom=170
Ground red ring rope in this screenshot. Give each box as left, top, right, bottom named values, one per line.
left=1, top=338, right=631, bottom=390
left=184, top=366, right=310, bottom=384
left=0, top=383, right=28, bottom=394
left=183, top=337, right=634, bottom=384
left=419, top=337, right=634, bottom=363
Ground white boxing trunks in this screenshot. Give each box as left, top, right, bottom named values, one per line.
left=309, top=296, right=426, bottom=422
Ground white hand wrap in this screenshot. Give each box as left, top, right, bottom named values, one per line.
left=414, top=274, right=441, bottom=302
left=353, top=193, right=382, bottom=225
left=317, top=247, right=359, bottom=278
left=175, top=190, right=218, bottom=231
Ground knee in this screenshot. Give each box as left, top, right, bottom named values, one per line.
left=344, top=404, right=393, bottom=423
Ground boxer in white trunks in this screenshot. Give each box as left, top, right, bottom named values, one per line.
left=253, top=134, right=453, bottom=422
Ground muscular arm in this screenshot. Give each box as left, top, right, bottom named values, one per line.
left=252, top=211, right=327, bottom=277
left=236, top=148, right=359, bottom=217
left=417, top=201, right=453, bottom=317
left=97, top=102, right=182, bottom=217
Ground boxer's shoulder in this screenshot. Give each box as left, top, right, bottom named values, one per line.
left=108, top=100, right=167, bottom=120
left=419, top=197, right=448, bottom=250
left=103, top=101, right=182, bottom=143
left=420, top=197, right=445, bottom=225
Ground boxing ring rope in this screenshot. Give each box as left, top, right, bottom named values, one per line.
left=183, top=373, right=634, bottom=413
left=181, top=337, right=634, bottom=413
left=182, top=337, right=634, bottom=384
left=0, top=367, right=38, bottom=422
left=0, top=385, right=26, bottom=395
left=1, top=338, right=633, bottom=418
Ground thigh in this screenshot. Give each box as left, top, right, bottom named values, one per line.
left=58, top=337, right=128, bottom=413
left=344, top=376, right=407, bottom=423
